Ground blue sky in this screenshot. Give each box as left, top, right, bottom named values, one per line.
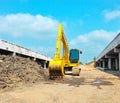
left=0, top=0, right=120, bottom=63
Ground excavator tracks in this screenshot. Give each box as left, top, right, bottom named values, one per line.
left=72, top=67, right=81, bottom=76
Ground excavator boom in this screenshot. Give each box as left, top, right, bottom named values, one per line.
left=54, top=24, right=69, bottom=62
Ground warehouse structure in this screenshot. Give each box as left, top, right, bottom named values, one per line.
left=95, top=33, right=120, bottom=71
left=0, top=39, right=51, bottom=68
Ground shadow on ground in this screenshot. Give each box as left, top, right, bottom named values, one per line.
left=96, top=67, right=120, bottom=78
left=104, top=70, right=120, bottom=78
left=44, top=77, right=114, bottom=89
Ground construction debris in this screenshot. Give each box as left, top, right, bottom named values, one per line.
left=0, top=55, right=49, bottom=89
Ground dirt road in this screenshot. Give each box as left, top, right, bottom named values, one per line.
left=0, top=67, right=120, bottom=103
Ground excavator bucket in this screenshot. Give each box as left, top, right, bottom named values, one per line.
left=49, top=60, right=64, bottom=79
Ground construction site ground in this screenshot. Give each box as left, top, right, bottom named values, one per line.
left=0, top=61, right=120, bottom=103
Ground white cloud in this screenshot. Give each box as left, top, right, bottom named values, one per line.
left=70, top=30, right=118, bottom=63
left=104, top=10, right=120, bottom=21
left=0, top=13, right=59, bottom=39
left=70, top=30, right=116, bottom=45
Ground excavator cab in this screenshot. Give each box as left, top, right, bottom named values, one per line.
left=69, top=49, right=80, bottom=63
left=64, top=49, right=82, bottom=75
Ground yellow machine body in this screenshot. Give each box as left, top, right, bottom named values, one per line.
left=49, top=23, right=81, bottom=78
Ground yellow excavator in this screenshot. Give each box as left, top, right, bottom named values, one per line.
left=49, top=23, right=82, bottom=79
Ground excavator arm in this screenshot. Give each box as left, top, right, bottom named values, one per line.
left=54, top=23, right=69, bottom=62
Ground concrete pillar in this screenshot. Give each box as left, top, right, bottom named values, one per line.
left=99, top=62, right=101, bottom=67
left=33, top=58, right=36, bottom=61
left=100, top=61, right=102, bottom=67
left=102, top=60, right=105, bottom=68
left=119, top=53, right=120, bottom=71
left=98, top=62, right=100, bottom=67
left=115, top=58, right=118, bottom=70
left=108, top=58, right=111, bottom=69
left=44, top=63, right=46, bottom=69
left=12, top=52, right=16, bottom=57
left=43, top=61, right=47, bottom=69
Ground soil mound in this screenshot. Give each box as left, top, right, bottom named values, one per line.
left=0, top=55, right=49, bottom=89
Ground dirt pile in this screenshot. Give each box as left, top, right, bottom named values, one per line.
left=86, top=61, right=95, bottom=67
left=0, top=55, right=49, bottom=89
left=79, top=61, right=96, bottom=71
